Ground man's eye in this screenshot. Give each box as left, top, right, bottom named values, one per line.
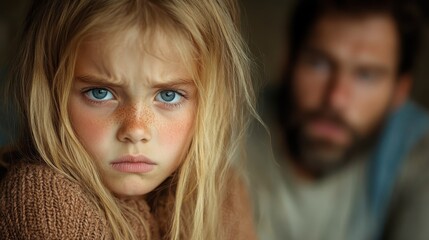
left=309, top=57, right=329, bottom=71
left=85, top=88, right=114, bottom=101
left=356, top=70, right=378, bottom=82
left=155, top=90, right=183, bottom=104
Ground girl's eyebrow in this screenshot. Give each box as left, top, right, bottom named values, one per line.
left=75, top=75, right=194, bottom=88
left=151, top=78, right=194, bottom=89
left=75, top=75, right=125, bottom=87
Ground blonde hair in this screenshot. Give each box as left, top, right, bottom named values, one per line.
left=5, top=0, right=258, bottom=239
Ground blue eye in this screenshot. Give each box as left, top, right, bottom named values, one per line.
left=85, top=88, right=114, bottom=101
left=156, top=90, right=182, bottom=104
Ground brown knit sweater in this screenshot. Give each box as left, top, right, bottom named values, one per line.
left=0, top=162, right=257, bottom=239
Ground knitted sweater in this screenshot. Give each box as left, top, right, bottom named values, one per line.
left=0, top=161, right=256, bottom=239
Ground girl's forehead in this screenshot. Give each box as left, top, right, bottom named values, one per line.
left=79, top=24, right=197, bottom=76
left=75, top=25, right=196, bottom=85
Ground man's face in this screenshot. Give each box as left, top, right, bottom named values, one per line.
left=290, top=14, right=404, bottom=176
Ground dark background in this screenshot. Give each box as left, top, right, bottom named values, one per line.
left=0, top=0, right=428, bottom=108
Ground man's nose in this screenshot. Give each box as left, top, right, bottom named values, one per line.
left=324, top=71, right=352, bottom=111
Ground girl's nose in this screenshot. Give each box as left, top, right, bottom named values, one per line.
left=116, top=105, right=153, bottom=143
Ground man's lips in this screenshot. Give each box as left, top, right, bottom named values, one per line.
left=307, top=119, right=349, bottom=144
left=110, top=155, right=157, bottom=173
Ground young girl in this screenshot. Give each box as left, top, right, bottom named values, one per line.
left=0, top=0, right=258, bottom=239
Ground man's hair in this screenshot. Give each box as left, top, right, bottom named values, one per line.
left=287, top=0, right=423, bottom=76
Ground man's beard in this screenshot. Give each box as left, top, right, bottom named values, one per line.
left=285, top=109, right=383, bottom=178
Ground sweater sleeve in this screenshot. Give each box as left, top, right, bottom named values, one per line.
left=0, top=162, right=110, bottom=239
left=222, top=173, right=258, bottom=240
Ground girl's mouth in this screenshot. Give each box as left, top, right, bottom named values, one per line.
left=111, top=155, right=157, bottom=173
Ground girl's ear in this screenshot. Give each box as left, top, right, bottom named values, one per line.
left=392, top=74, right=412, bottom=109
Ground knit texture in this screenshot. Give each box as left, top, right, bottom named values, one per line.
left=0, top=162, right=160, bottom=239
left=0, top=162, right=257, bottom=239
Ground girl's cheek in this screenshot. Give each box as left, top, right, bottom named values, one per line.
left=69, top=100, right=111, bottom=151
left=156, top=118, right=194, bottom=171
left=157, top=111, right=195, bottom=148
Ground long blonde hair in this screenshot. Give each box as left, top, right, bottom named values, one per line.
left=4, top=0, right=258, bottom=239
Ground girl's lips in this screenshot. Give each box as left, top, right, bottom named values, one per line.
left=111, top=155, right=156, bottom=173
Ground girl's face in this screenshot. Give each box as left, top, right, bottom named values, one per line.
left=68, top=27, right=196, bottom=198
